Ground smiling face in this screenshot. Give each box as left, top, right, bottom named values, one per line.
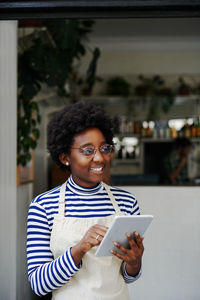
left=60, top=128, right=112, bottom=188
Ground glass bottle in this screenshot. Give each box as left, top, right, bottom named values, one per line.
left=197, top=117, right=200, bottom=137
left=191, top=118, right=197, bottom=138
left=184, top=121, right=191, bottom=138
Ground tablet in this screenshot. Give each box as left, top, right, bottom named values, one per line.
left=95, top=215, right=153, bottom=257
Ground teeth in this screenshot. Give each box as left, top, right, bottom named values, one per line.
left=91, top=167, right=103, bottom=171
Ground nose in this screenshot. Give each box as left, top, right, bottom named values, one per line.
left=92, top=148, right=104, bottom=162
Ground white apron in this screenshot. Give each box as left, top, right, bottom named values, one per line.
left=50, top=181, right=130, bottom=300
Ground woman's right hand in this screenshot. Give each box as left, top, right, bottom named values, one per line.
left=71, top=224, right=108, bottom=266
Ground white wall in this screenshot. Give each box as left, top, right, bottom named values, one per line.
left=0, top=21, right=17, bottom=300
left=93, top=51, right=200, bottom=77
left=78, top=18, right=200, bottom=94
left=17, top=184, right=39, bottom=300
left=121, top=186, right=200, bottom=300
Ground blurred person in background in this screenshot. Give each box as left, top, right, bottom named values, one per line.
left=163, top=137, right=192, bottom=184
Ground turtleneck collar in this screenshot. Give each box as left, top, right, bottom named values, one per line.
left=67, top=175, right=104, bottom=195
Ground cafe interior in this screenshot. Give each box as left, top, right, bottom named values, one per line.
left=1, top=6, right=200, bottom=300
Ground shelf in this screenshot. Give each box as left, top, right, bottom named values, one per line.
left=191, top=138, right=200, bottom=143
left=112, top=158, right=141, bottom=164
left=141, top=137, right=200, bottom=143
left=114, top=133, right=140, bottom=138
left=113, top=137, right=200, bottom=143
left=141, top=138, right=173, bottom=143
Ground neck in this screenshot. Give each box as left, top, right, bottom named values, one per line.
left=68, top=175, right=103, bottom=194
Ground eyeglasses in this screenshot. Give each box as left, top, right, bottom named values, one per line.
left=71, top=144, right=114, bottom=157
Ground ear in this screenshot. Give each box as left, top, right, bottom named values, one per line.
left=59, top=153, right=70, bottom=167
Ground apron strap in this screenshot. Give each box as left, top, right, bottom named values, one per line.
left=58, top=181, right=67, bottom=216
left=103, top=183, right=121, bottom=214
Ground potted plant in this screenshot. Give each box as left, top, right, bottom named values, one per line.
left=177, top=77, right=191, bottom=96
left=105, top=76, right=130, bottom=97
left=134, top=75, right=174, bottom=120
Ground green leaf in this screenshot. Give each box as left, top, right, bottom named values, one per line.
left=31, top=101, right=39, bottom=112
left=32, top=129, right=40, bottom=140
left=30, top=140, right=37, bottom=149
left=37, top=114, right=41, bottom=124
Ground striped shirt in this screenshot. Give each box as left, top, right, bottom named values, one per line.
left=27, top=176, right=141, bottom=296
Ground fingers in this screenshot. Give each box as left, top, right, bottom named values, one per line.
left=92, top=224, right=108, bottom=242
left=132, top=232, right=144, bottom=250
left=111, top=231, right=144, bottom=259
left=82, top=224, right=108, bottom=249
left=125, top=231, right=144, bottom=250
left=93, top=224, right=108, bottom=236
left=111, top=248, right=125, bottom=260
left=93, top=233, right=103, bottom=244
left=90, top=235, right=101, bottom=247
left=126, top=232, right=136, bottom=248
left=113, top=240, right=127, bottom=253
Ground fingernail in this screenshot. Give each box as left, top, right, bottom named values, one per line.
left=126, top=232, right=131, bottom=237
left=113, top=241, right=118, bottom=246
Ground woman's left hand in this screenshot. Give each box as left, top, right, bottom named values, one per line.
left=111, top=231, right=144, bottom=277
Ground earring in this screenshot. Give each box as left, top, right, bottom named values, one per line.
left=66, top=162, right=69, bottom=166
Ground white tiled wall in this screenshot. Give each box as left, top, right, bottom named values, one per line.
left=122, top=186, right=200, bottom=300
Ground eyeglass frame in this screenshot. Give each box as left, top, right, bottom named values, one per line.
left=70, top=144, right=115, bottom=157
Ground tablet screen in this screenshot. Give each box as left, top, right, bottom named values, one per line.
left=95, top=215, right=153, bottom=257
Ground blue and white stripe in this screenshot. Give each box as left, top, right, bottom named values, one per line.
left=27, top=176, right=140, bottom=296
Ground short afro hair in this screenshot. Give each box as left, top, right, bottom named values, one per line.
left=47, top=102, right=114, bottom=171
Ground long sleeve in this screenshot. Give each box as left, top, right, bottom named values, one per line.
left=121, top=261, right=142, bottom=284
left=27, top=202, right=81, bottom=296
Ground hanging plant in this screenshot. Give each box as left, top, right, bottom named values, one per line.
left=135, top=75, right=165, bottom=97
left=177, top=77, right=191, bottom=96
left=18, top=20, right=100, bottom=166
left=134, top=75, right=174, bottom=120
left=106, top=76, right=131, bottom=97
left=67, top=47, right=102, bottom=101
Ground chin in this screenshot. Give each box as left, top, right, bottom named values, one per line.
left=88, top=175, right=104, bottom=186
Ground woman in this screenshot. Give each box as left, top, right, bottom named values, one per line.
left=163, top=137, right=192, bottom=184
left=27, top=102, right=144, bottom=299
